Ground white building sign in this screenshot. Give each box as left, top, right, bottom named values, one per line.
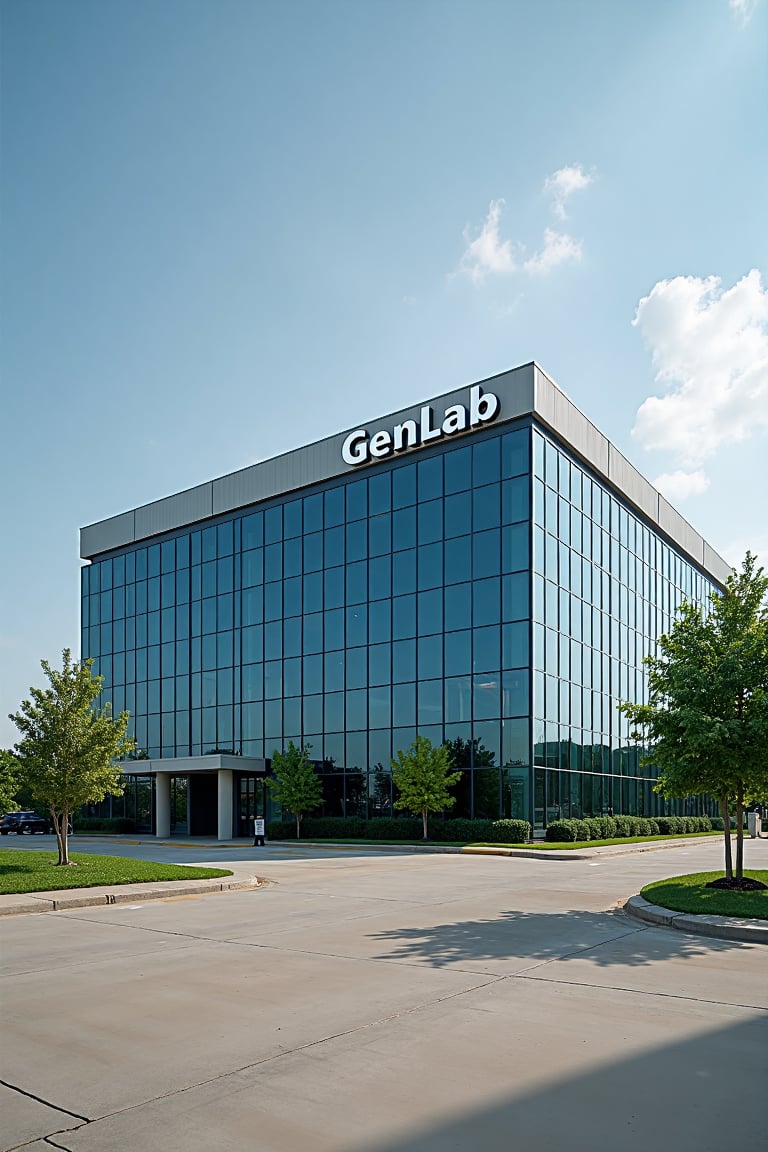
left=341, top=385, right=500, bottom=467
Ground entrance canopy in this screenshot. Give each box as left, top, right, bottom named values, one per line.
left=118, top=755, right=269, bottom=839
left=118, top=754, right=268, bottom=776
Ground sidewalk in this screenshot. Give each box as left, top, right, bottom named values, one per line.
left=0, top=873, right=264, bottom=917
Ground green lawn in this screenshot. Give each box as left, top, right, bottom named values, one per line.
left=641, top=872, right=768, bottom=920
left=506, top=831, right=724, bottom=850
left=0, top=849, right=232, bottom=895
left=274, top=832, right=723, bottom=851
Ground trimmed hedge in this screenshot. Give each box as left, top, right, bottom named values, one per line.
left=74, top=817, right=138, bottom=834
left=545, top=814, right=712, bottom=842
left=711, top=816, right=738, bottom=831
left=266, top=816, right=531, bottom=843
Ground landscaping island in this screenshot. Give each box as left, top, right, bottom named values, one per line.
left=0, top=849, right=232, bottom=895
left=641, top=872, right=768, bottom=920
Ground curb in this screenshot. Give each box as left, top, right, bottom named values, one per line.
left=624, top=893, right=768, bottom=944
left=0, top=876, right=265, bottom=918
left=461, top=845, right=585, bottom=860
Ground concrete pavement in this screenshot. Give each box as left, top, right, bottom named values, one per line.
left=1, top=837, right=766, bottom=1151
left=2, top=834, right=766, bottom=943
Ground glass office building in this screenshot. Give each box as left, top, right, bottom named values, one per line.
left=80, top=363, right=730, bottom=836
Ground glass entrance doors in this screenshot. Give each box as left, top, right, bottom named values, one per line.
left=238, top=775, right=266, bottom=837
left=170, top=776, right=189, bottom=835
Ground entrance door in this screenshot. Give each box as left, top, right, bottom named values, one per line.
left=170, top=776, right=188, bottom=835
left=238, top=775, right=266, bottom=837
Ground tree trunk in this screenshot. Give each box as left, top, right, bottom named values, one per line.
left=422, top=809, right=428, bottom=840
left=720, top=796, right=733, bottom=880
left=296, top=813, right=301, bottom=840
left=51, top=810, right=71, bottom=866
left=735, top=786, right=744, bottom=882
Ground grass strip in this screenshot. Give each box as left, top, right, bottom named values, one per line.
left=500, top=831, right=725, bottom=850
left=0, top=849, right=232, bottom=895
left=283, top=831, right=722, bottom=850
left=641, top=871, right=768, bottom=920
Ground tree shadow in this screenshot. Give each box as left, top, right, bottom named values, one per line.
left=353, top=1015, right=768, bottom=1151
left=368, top=907, right=752, bottom=968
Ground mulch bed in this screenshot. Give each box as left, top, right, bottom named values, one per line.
left=706, top=876, right=768, bottom=892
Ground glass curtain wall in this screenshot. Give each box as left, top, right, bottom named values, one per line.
left=81, top=425, right=532, bottom=824
left=530, top=428, right=718, bottom=824
left=80, top=416, right=720, bottom=829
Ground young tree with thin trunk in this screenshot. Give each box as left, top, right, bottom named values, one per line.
left=392, top=736, right=462, bottom=840
left=620, top=554, right=768, bottom=887
left=266, top=742, right=323, bottom=839
left=9, top=650, right=134, bottom=865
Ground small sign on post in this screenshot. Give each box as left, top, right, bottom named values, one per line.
left=253, top=817, right=266, bottom=847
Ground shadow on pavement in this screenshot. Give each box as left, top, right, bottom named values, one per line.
left=354, top=1014, right=768, bottom=1151
left=369, top=907, right=752, bottom=968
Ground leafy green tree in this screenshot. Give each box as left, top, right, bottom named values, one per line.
left=9, top=650, right=135, bottom=865
left=0, top=749, right=21, bottom=814
left=392, top=736, right=462, bottom=839
left=620, top=554, right=768, bottom=884
left=267, top=741, right=323, bottom=839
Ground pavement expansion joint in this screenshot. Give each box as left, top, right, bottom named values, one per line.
left=515, top=970, right=768, bottom=1013
left=0, top=1079, right=89, bottom=1125
left=42, top=1130, right=83, bottom=1151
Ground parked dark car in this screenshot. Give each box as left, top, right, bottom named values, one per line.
left=0, top=811, right=51, bottom=835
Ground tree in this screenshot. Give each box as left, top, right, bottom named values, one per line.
left=392, top=736, right=462, bottom=840
left=620, top=554, right=768, bottom=887
left=0, top=749, right=21, bottom=814
left=9, top=650, right=135, bottom=865
left=267, top=741, right=323, bottom=839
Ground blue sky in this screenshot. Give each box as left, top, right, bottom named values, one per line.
left=1, top=0, right=766, bottom=746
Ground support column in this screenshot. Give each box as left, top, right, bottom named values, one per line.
left=155, top=772, right=171, bottom=839
left=218, top=770, right=234, bottom=841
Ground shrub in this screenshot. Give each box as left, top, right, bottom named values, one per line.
left=613, top=815, right=633, bottom=837
left=301, top=817, right=367, bottom=839
left=490, top=819, right=531, bottom=843
left=584, top=817, right=616, bottom=840
left=74, top=817, right=137, bottom=833
left=364, top=818, right=423, bottom=840
left=267, top=820, right=296, bottom=840
left=545, top=814, right=712, bottom=843
left=430, top=818, right=493, bottom=842
left=264, top=816, right=531, bottom=843
left=546, top=820, right=577, bottom=842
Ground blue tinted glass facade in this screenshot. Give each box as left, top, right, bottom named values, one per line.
left=80, top=416, right=719, bottom=829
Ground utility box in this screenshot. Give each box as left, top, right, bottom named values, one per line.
left=747, top=811, right=762, bottom=838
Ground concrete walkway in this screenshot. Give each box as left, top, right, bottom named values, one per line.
left=2, top=836, right=766, bottom=1152
left=0, top=874, right=263, bottom=917
left=1, top=835, right=765, bottom=945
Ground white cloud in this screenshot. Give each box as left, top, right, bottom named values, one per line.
left=459, top=199, right=516, bottom=283
left=729, top=0, right=760, bottom=26
left=458, top=166, right=592, bottom=282
left=653, top=469, right=710, bottom=502
left=523, top=229, right=582, bottom=275
left=544, top=164, right=593, bottom=220
left=722, top=535, right=768, bottom=572
left=631, top=270, right=768, bottom=478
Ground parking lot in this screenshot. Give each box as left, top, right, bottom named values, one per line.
left=2, top=837, right=766, bottom=1151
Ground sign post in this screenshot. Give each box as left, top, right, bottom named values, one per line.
left=253, top=817, right=266, bottom=847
